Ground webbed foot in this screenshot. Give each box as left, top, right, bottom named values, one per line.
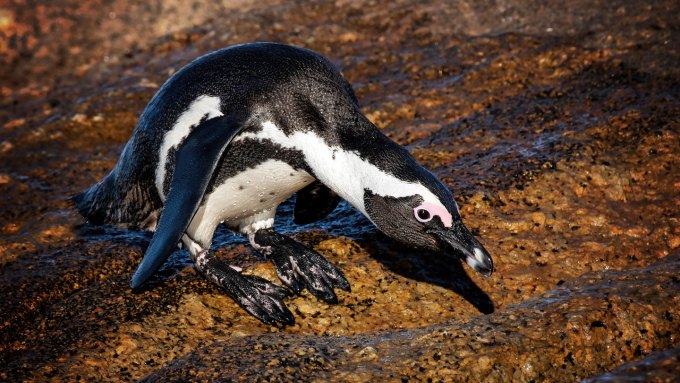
left=193, top=251, right=294, bottom=326
left=252, top=229, right=350, bottom=303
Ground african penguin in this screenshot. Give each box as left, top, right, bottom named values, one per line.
left=74, top=42, right=494, bottom=325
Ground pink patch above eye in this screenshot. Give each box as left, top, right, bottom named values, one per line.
left=414, top=202, right=453, bottom=227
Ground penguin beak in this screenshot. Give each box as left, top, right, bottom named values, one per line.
left=428, top=222, right=494, bottom=277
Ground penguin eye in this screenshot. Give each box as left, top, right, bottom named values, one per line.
left=414, top=202, right=453, bottom=228
left=415, top=208, right=433, bottom=223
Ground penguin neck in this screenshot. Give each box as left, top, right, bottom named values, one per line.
left=305, top=129, right=403, bottom=214
left=236, top=119, right=439, bottom=216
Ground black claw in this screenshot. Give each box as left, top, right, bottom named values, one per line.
left=304, top=266, right=338, bottom=303
left=193, top=253, right=295, bottom=326
left=287, top=279, right=303, bottom=295
left=317, top=289, right=338, bottom=304
left=247, top=274, right=293, bottom=300
left=253, top=229, right=350, bottom=303
left=244, top=291, right=294, bottom=326
left=337, top=276, right=351, bottom=292
left=316, top=260, right=351, bottom=292
left=232, top=274, right=295, bottom=326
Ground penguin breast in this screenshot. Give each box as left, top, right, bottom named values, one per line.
left=197, top=159, right=314, bottom=225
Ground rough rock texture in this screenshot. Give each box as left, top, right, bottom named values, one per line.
left=1, top=0, right=678, bottom=382
left=142, top=255, right=680, bottom=382
left=582, top=347, right=680, bottom=383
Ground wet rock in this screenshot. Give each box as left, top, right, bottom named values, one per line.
left=1, top=0, right=678, bottom=381
left=581, top=347, right=680, bottom=383
left=141, top=255, right=680, bottom=382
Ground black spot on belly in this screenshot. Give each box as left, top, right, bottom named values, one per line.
left=259, top=198, right=266, bottom=203
left=269, top=191, right=276, bottom=195
left=239, top=185, right=245, bottom=190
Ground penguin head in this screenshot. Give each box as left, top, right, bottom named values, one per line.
left=364, top=186, right=494, bottom=277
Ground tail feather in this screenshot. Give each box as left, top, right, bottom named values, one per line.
left=73, top=173, right=160, bottom=229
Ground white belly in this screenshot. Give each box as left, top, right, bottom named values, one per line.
left=186, top=159, right=314, bottom=245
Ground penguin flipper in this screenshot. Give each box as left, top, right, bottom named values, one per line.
left=131, top=114, right=243, bottom=289
left=293, top=181, right=341, bottom=225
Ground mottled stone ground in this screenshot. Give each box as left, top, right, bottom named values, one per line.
left=1, top=0, right=678, bottom=382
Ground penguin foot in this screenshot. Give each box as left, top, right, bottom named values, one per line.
left=193, top=250, right=295, bottom=326
left=252, top=229, right=350, bottom=303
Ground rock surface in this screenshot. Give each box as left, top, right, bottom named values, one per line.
left=1, top=0, right=678, bottom=382
left=142, top=255, right=680, bottom=382
left=582, top=347, right=680, bottom=383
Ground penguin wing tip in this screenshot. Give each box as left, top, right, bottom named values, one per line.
left=130, top=272, right=147, bottom=291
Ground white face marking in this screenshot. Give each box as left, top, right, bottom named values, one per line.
left=185, top=160, right=314, bottom=245
left=155, top=95, right=223, bottom=199
left=234, top=121, right=445, bottom=215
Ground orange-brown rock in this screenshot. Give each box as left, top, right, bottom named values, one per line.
left=1, top=0, right=678, bottom=381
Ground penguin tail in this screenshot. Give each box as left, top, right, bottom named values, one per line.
left=73, top=174, right=116, bottom=226
left=72, top=173, right=159, bottom=229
